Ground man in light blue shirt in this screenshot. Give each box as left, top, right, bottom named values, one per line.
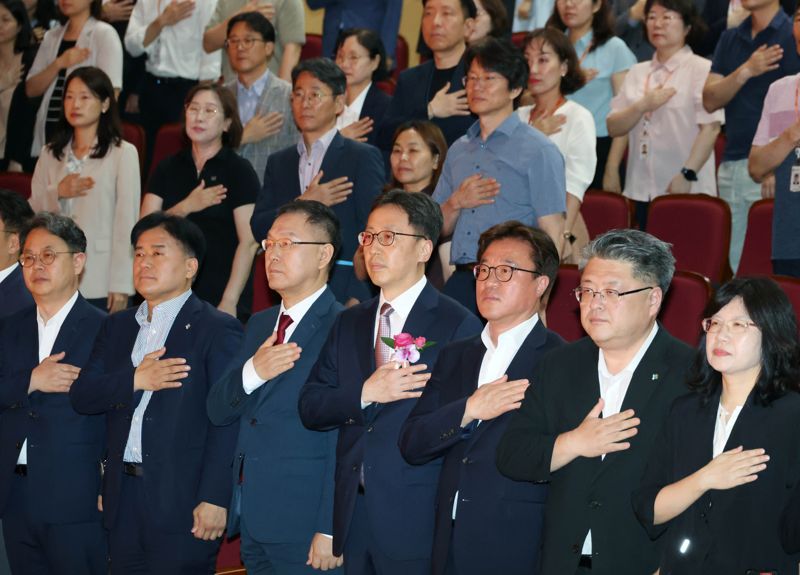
left=433, top=38, right=565, bottom=315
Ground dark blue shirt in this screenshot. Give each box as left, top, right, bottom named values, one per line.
left=711, top=9, right=800, bottom=161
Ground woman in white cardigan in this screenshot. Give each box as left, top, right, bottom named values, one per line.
left=25, top=0, right=121, bottom=157
left=30, top=66, right=139, bottom=312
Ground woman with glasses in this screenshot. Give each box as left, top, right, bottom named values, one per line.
left=633, top=277, right=800, bottom=572
left=607, top=0, right=722, bottom=228
left=29, top=66, right=138, bottom=312
left=334, top=28, right=391, bottom=147
left=140, top=83, right=259, bottom=321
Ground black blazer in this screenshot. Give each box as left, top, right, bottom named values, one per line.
left=377, top=57, right=476, bottom=151
left=0, top=265, right=33, bottom=319
left=496, top=326, right=694, bottom=575
left=360, top=83, right=391, bottom=148
left=399, top=321, right=565, bottom=575
left=0, top=296, right=105, bottom=524
left=70, top=295, right=243, bottom=531
left=634, top=388, right=800, bottom=574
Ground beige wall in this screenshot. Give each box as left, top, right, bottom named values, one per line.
left=303, top=2, right=423, bottom=67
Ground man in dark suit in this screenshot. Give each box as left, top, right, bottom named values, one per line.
left=70, top=212, right=243, bottom=574
left=250, top=58, right=385, bottom=306
left=378, top=0, right=478, bottom=150
left=299, top=191, right=482, bottom=575
left=207, top=200, right=344, bottom=574
left=0, top=213, right=106, bottom=574
left=496, top=229, right=695, bottom=575
left=399, top=222, right=564, bottom=575
left=0, top=190, right=34, bottom=318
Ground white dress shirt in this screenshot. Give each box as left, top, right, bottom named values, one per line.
left=19, top=291, right=80, bottom=464
left=582, top=321, right=659, bottom=555
left=0, top=262, right=18, bottom=284
left=297, top=126, right=338, bottom=192
left=336, top=83, right=371, bottom=131
left=712, top=403, right=743, bottom=458
left=241, top=284, right=327, bottom=394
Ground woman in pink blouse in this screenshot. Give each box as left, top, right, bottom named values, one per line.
left=607, top=0, right=723, bottom=227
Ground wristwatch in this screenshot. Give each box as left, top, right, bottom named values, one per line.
left=680, top=167, right=698, bottom=182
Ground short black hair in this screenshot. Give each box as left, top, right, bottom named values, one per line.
left=335, top=28, right=389, bottom=82
left=476, top=221, right=559, bottom=296
left=465, top=37, right=529, bottom=107
left=0, top=189, right=34, bottom=234
left=131, top=212, right=206, bottom=268
left=276, top=200, right=342, bottom=272
left=524, top=28, right=586, bottom=95
left=644, top=0, right=707, bottom=53
left=422, top=0, right=478, bottom=19
left=688, top=277, right=800, bottom=406
left=292, top=58, right=346, bottom=96
left=371, top=189, right=443, bottom=245
left=227, top=10, right=275, bottom=43
left=20, top=212, right=87, bottom=253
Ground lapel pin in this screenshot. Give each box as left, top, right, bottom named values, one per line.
left=651, top=373, right=659, bottom=381
left=185, top=323, right=191, bottom=330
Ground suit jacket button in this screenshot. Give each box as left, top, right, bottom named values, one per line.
left=589, top=500, right=601, bottom=509
left=352, top=465, right=358, bottom=472
left=367, top=426, right=374, bottom=433
left=250, top=418, right=258, bottom=426
left=15, top=442, right=21, bottom=449
left=462, top=457, right=471, bottom=464
left=571, top=544, right=580, bottom=554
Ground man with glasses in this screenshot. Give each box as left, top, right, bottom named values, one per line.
left=222, top=11, right=299, bottom=184
left=0, top=213, right=107, bottom=573
left=399, top=221, right=564, bottom=575
left=497, top=228, right=694, bottom=575
left=432, top=37, right=565, bottom=316
left=299, top=191, right=481, bottom=575
left=207, top=200, right=344, bottom=574
left=250, top=58, right=385, bottom=307
left=0, top=190, right=34, bottom=319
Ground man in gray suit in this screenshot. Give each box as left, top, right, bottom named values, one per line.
left=224, top=11, right=299, bottom=183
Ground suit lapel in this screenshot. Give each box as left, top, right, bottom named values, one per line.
left=358, top=298, right=380, bottom=384
left=319, top=133, right=344, bottom=177
left=399, top=282, right=439, bottom=344
left=51, top=296, right=89, bottom=355
left=19, top=307, right=39, bottom=368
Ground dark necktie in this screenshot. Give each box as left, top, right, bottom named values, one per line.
left=276, top=313, right=293, bottom=344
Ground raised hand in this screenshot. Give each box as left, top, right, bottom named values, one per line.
left=133, top=347, right=189, bottom=391
left=57, top=46, right=90, bottom=69
left=530, top=113, right=567, bottom=136
left=449, top=173, right=500, bottom=210
left=182, top=180, right=227, bottom=214
left=242, top=112, right=284, bottom=144
left=743, top=44, right=783, bottom=80
left=57, top=173, right=94, bottom=199
left=429, top=82, right=470, bottom=118
left=461, top=375, right=530, bottom=427
left=159, top=0, right=195, bottom=27
left=637, top=87, right=677, bottom=114
left=361, top=362, right=431, bottom=404
left=252, top=332, right=302, bottom=382
left=301, top=171, right=353, bottom=207
left=29, top=351, right=81, bottom=394
left=340, top=117, right=374, bottom=142
left=565, top=398, right=640, bottom=458
left=102, top=0, right=135, bottom=22
left=697, top=446, right=769, bottom=491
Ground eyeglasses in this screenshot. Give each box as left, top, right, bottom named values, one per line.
left=462, top=74, right=504, bottom=87
left=19, top=249, right=76, bottom=267
left=701, top=318, right=758, bottom=334
left=473, top=264, right=541, bottom=282
left=224, top=37, right=266, bottom=50
left=645, top=13, right=681, bottom=24
left=358, top=230, right=427, bottom=247
left=185, top=104, right=220, bottom=118
left=291, top=90, right=334, bottom=105
left=335, top=53, right=367, bottom=65
left=573, top=285, right=655, bottom=304
left=262, top=238, right=329, bottom=251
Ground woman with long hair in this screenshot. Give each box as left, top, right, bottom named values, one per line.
left=29, top=65, right=139, bottom=312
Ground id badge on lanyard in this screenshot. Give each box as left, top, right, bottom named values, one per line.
left=790, top=147, right=800, bottom=192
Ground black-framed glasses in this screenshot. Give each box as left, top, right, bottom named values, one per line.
left=573, top=286, right=654, bottom=304
left=19, top=249, right=77, bottom=267
left=224, top=37, right=267, bottom=50
left=701, top=317, right=758, bottom=334
left=358, top=230, right=426, bottom=247
left=261, top=238, right=329, bottom=251
left=473, top=264, right=541, bottom=282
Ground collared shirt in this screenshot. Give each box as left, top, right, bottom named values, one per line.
left=0, top=262, right=18, bottom=285
left=237, top=68, right=271, bottom=125
left=125, top=0, right=220, bottom=80
left=432, top=113, right=565, bottom=264
left=241, top=284, right=327, bottom=394
left=361, top=275, right=428, bottom=409
left=568, top=31, right=637, bottom=138
left=297, top=126, right=338, bottom=192
left=336, top=83, right=371, bottom=131
left=18, top=291, right=79, bottom=465
left=713, top=402, right=744, bottom=458
left=711, top=9, right=800, bottom=161
left=611, top=46, right=724, bottom=201
left=582, top=321, right=659, bottom=555
left=123, top=289, right=192, bottom=463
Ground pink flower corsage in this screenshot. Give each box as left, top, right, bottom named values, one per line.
left=381, top=333, right=436, bottom=364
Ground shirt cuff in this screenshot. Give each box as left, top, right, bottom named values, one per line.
left=242, top=357, right=266, bottom=395
left=360, top=400, right=373, bottom=409
left=321, top=533, right=332, bottom=539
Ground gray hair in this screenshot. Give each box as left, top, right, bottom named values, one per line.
left=579, top=229, right=675, bottom=294
left=20, top=212, right=87, bottom=253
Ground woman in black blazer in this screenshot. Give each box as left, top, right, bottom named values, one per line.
left=334, top=28, right=391, bottom=147
left=633, top=277, right=800, bottom=574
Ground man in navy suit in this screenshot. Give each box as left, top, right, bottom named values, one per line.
left=250, top=58, right=385, bottom=306
left=0, top=213, right=106, bottom=574
left=0, top=190, right=34, bottom=319
left=70, top=213, right=243, bottom=575
left=299, top=191, right=482, bottom=575
left=378, top=0, right=478, bottom=150
left=207, top=200, right=344, bottom=574
left=399, top=222, right=564, bottom=575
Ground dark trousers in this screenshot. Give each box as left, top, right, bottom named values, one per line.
left=342, top=493, right=430, bottom=575
left=773, top=259, right=800, bottom=278
left=2, top=473, right=107, bottom=575
left=442, top=268, right=478, bottom=318
left=139, top=72, right=196, bottom=172
left=108, top=473, right=218, bottom=575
